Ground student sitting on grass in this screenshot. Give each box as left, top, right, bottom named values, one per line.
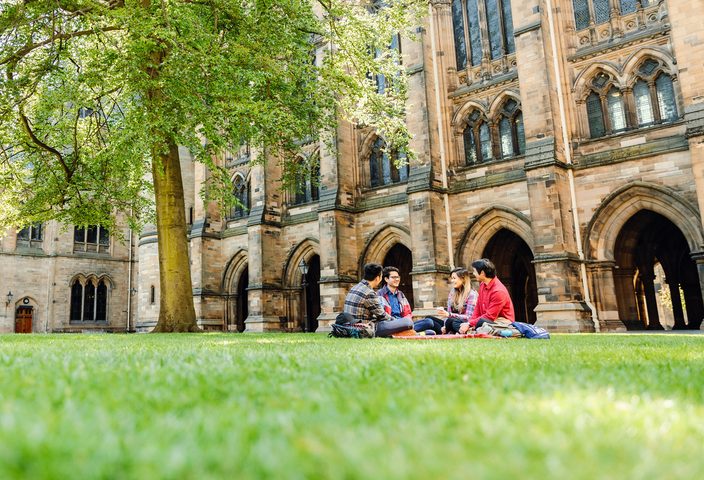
left=377, top=266, right=414, bottom=324
left=413, top=267, right=478, bottom=335
left=458, top=258, right=515, bottom=334
left=342, top=263, right=414, bottom=338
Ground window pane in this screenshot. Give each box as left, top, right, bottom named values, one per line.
left=594, top=0, right=611, bottom=24
left=96, top=281, right=107, bottom=321
left=31, top=224, right=42, bottom=241
left=501, top=0, right=515, bottom=54
left=452, top=0, right=467, bottom=70
left=381, top=151, right=392, bottom=185
left=607, top=88, right=627, bottom=132
left=17, top=227, right=30, bottom=241
left=84, top=283, right=95, bottom=321
left=70, top=283, right=83, bottom=321
left=464, top=126, right=477, bottom=165
left=656, top=74, right=678, bottom=122
left=572, top=0, right=590, bottom=30
left=515, top=112, right=526, bottom=154
left=370, top=138, right=384, bottom=187
left=74, top=227, right=85, bottom=243
left=486, top=0, right=502, bottom=59
left=499, top=117, right=514, bottom=158
left=98, top=227, right=109, bottom=246
left=86, top=226, right=98, bottom=244
left=397, top=150, right=409, bottom=182
left=634, top=80, right=654, bottom=126
left=466, top=0, right=483, bottom=66
left=479, top=123, right=492, bottom=161
left=587, top=91, right=606, bottom=138
left=620, top=0, right=638, bottom=15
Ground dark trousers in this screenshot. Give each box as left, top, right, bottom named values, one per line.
left=413, top=316, right=464, bottom=334
left=375, top=316, right=414, bottom=338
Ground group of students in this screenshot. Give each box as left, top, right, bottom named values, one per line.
left=341, top=258, right=515, bottom=338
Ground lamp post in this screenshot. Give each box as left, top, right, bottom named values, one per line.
left=5, top=291, right=13, bottom=307
left=298, top=259, right=309, bottom=332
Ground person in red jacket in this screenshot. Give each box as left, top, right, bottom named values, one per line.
left=459, top=258, right=515, bottom=334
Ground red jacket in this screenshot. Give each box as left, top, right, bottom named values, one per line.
left=469, top=277, right=515, bottom=326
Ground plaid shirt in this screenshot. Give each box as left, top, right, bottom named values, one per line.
left=343, top=280, right=393, bottom=324
left=444, top=288, right=478, bottom=323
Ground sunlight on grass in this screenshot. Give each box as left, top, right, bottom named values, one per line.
left=0, top=334, right=702, bottom=479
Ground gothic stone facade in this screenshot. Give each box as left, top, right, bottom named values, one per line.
left=3, top=0, right=704, bottom=334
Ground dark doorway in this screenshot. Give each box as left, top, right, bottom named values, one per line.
left=15, top=306, right=33, bottom=333
left=482, top=229, right=538, bottom=324
left=614, top=210, right=703, bottom=330
left=302, top=255, right=321, bottom=332
left=235, top=267, right=249, bottom=332
left=383, top=243, right=414, bottom=308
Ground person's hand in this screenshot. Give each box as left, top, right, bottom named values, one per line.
left=441, top=326, right=446, bottom=334
left=459, top=322, right=470, bottom=334
left=436, top=308, right=449, bottom=318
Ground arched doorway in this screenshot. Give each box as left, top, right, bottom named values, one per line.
left=15, top=306, right=33, bottom=333
left=614, top=210, right=704, bottom=330
left=382, top=243, right=414, bottom=308
left=482, top=229, right=538, bottom=324
left=302, top=255, right=321, bottom=332
left=235, top=267, right=249, bottom=332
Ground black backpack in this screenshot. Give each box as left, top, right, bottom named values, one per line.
left=329, top=322, right=375, bottom=339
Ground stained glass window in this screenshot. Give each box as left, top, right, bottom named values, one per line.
left=633, top=80, right=654, bottom=126
left=607, top=87, right=627, bottom=132
left=587, top=91, right=606, bottom=138
left=656, top=74, right=678, bottom=122
left=452, top=0, right=467, bottom=69
left=573, top=0, right=591, bottom=30
left=466, top=0, right=483, bottom=66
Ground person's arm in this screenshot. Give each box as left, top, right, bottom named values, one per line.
left=469, top=289, right=484, bottom=327
left=367, top=292, right=393, bottom=322
left=447, top=290, right=478, bottom=323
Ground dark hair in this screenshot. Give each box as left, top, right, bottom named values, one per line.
left=382, top=266, right=400, bottom=280
left=363, top=263, right=384, bottom=281
left=471, top=258, right=496, bottom=278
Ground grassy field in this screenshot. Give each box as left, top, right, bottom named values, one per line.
left=0, top=333, right=703, bottom=479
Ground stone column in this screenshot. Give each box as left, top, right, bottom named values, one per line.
left=691, top=253, right=704, bottom=329
left=245, top=156, right=286, bottom=332
left=588, top=261, right=625, bottom=332
left=639, top=269, right=663, bottom=330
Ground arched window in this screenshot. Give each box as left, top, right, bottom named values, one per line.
left=229, top=175, right=250, bottom=219
left=463, top=110, right=492, bottom=165
left=369, top=137, right=409, bottom=187
left=584, top=72, right=626, bottom=138
left=452, top=0, right=514, bottom=69
left=631, top=58, right=679, bottom=127
left=573, top=0, right=651, bottom=31
left=74, top=225, right=109, bottom=253
left=17, top=223, right=43, bottom=249
left=70, top=278, right=109, bottom=322
left=291, top=155, right=320, bottom=205
left=498, top=99, right=525, bottom=158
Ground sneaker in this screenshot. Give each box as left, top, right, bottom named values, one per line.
left=424, top=329, right=437, bottom=336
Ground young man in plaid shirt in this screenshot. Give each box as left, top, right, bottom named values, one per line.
left=342, top=263, right=414, bottom=337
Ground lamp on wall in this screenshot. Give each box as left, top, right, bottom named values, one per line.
left=298, top=259, right=309, bottom=332
left=6, top=291, right=13, bottom=307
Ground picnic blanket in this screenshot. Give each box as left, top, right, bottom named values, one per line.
left=390, top=332, right=499, bottom=340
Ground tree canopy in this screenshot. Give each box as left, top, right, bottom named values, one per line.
left=0, top=0, right=424, bottom=331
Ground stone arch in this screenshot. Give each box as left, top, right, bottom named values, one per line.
left=283, top=238, right=321, bottom=287
left=359, top=224, right=412, bottom=274
left=222, top=249, right=249, bottom=332
left=456, top=206, right=534, bottom=268
left=359, top=130, right=382, bottom=163
left=622, top=47, right=677, bottom=82
left=487, top=90, right=522, bottom=120
left=573, top=62, right=624, bottom=102
left=451, top=100, right=490, bottom=133
left=584, top=182, right=704, bottom=262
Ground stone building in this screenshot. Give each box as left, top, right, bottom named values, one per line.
left=3, top=0, right=703, bottom=333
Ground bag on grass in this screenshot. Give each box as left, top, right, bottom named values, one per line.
left=511, top=321, right=550, bottom=339
left=475, top=319, right=521, bottom=337
left=329, top=322, right=375, bottom=339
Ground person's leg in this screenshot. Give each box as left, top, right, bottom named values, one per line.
left=413, top=317, right=434, bottom=332
left=375, top=317, right=414, bottom=337
left=446, top=318, right=463, bottom=334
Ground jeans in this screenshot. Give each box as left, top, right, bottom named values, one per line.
left=413, top=317, right=444, bottom=334
left=375, top=316, right=414, bottom=337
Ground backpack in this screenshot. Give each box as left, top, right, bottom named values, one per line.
left=511, top=321, right=550, bottom=339
left=329, top=322, right=375, bottom=339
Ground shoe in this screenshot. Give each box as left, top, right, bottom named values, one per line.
left=424, top=330, right=437, bottom=336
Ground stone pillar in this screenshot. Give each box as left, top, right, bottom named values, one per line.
left=245, top=156, right=286, bottom=332
left=639, top=269, right=663, bottom=330
left=588, top=261, right=625, bottom=332
left=692, top=253, right=704, bottom=329
left=668, top=280, right=686, bottom=330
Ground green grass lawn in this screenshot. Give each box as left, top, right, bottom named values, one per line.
left=1, top=333, right=703, bottom=479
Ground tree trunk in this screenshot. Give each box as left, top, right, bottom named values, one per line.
left=151, top=138, right=199, bottom=332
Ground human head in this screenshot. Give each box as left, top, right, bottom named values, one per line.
left=382, top=266, right=402, bottom=291
left=471, top=258, right=496, bottom=282
left=363, top=263, right=384, bottom=288
left=449, top=267, right=471, bottom=290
